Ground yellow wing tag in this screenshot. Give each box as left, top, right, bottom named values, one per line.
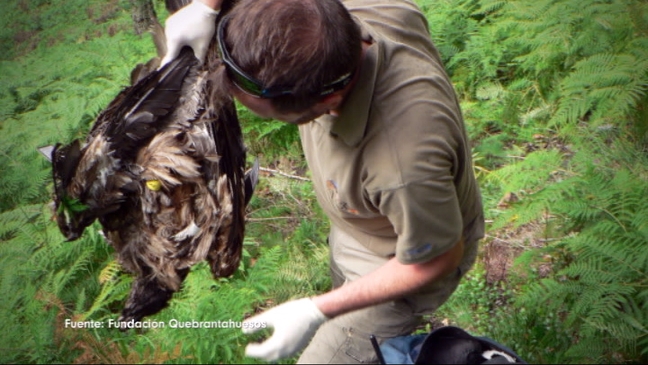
left=146, top=180, right=162, bottom=191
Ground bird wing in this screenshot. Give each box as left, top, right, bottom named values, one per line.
left=102, top=48, right=199, bottom=161
left=204, top=91, right=247, bottom=278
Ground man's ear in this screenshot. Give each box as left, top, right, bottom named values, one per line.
left=317, top=92, right=345, bottom=115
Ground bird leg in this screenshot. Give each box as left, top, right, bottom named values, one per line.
left=118, top=266, right=190, bottom=327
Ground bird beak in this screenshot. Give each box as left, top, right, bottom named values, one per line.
left=37, top=145, right=56, bottom=162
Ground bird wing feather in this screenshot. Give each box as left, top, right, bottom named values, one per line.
left=102, top=48, right=198, bottom=161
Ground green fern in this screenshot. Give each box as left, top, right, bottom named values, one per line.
left=513, top=161, right=648, bottom=362
left=553, top=52, right=648, bottom=128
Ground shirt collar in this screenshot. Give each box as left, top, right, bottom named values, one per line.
left=315, top=24, right=380, bottom=147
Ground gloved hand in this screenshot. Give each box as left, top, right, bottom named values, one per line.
left=243, top=298, right=329, bottom=361
left=160, top=0, right=219, bottom=67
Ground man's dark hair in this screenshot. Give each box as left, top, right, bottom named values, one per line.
left=223, top=0, right=362, bottom=113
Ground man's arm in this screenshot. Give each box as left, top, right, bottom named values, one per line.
left=313, top=237, right=464, bottom=317
left=242, top=237, right=465, bottom=361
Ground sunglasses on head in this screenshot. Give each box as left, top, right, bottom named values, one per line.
left=216, top=16, right=354, bottom=99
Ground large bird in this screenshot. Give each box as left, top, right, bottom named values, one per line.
left=40, top=0, right=256, bottom=323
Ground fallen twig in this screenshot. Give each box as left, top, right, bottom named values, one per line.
left=247, top=216, right=297, bottom=222
left=260, top=167, right=310, bottom=182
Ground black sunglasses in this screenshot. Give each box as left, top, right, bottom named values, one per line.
left=216, top=16, right=354, bottom=99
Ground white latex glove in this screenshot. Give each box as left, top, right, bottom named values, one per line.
left=160, top=0, right=219, bottom=67
left=243, top=298, right=328, bottom=361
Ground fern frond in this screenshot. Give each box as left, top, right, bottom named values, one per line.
left=489, top=149, right=566, bottom=193
left=98, top=259, right=122, bottom=284
left=512, top=156, right=648, bottom=361
left=82, top=270, right=132, bottom=321
left=553, top=53, right=648, bottom=127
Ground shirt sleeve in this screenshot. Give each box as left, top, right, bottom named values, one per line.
left=377, top=177, right=463, bottom=264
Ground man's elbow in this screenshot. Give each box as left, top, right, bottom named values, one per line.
left=415, top=237, right=465, bottom=281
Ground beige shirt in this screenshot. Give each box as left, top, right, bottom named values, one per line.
left=299, top=0, right=484, bottom=265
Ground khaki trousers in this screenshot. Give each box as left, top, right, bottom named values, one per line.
left=298, top=225, right=478, bottom=364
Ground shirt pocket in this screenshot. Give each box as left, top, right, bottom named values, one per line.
left=326, top=179, right=362, bottom=217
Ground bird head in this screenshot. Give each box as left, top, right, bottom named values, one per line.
left=40, top=141, right=95, bottom=241
left=54, top=195, right=94, bottom=241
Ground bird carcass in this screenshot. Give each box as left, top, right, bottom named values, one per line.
left=40, top=12, right=257, bottom=323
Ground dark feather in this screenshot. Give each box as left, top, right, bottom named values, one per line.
left=50, top=140, right=86, bottom=240
left=244, top=159, right=260, bottom=207
left=119, top=266, right=189, bottom=326
left=52, top=140, right=82, bottom=196
left=105, top=48, right=198, bottom=160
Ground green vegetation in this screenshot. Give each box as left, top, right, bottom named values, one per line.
left=423, top=0, right=648, bottom=362
left=1, top=0, right=647, bottom=363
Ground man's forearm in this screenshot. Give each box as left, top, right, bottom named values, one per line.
left=312, top=238, right=464, bottom=318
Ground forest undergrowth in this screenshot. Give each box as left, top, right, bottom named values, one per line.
left=1, top=0, right=647, bottom=363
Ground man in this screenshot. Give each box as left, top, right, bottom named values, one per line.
left=163, top=0, right=484, bottom=363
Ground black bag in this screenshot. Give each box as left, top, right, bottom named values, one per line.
left=373, top=326, right=526, bottom=364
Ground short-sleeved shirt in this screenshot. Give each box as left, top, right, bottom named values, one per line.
left=298, top=0, right=484, bottom=265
